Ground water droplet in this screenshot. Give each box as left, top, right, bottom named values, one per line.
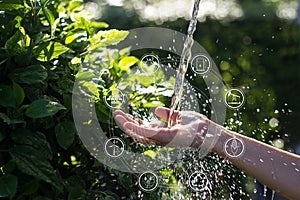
left=269, top=118, right=279, bottom=127
left=260, top=158, right=264, bottom=163
left=273, top=138, right=284, bottom=149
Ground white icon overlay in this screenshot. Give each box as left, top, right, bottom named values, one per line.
left=104, top=137, right=125, bottom=158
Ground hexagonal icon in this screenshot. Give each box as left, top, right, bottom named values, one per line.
left=138, top=171, right=159, bottom=192
left=104, top=137, right=125, bottom=158
left=191, top=54, right=211, bottom=75
left=104, top=88, right=125, bottom=109
left=224, top=89, right=245, bottom=109
left=224, top=137, right=245, bottom=158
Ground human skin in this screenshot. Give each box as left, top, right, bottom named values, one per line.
left=114, top=107, right=300, bottom=200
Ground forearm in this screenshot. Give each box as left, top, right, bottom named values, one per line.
left=211, top=124, right=300, bottom=200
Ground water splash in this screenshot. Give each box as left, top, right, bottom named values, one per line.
left=168, top=0, right=201, bottom=127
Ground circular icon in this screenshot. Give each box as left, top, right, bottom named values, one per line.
left=104, top=89, right=124, bottom=109
left=224, top=89, right=245, bottom=109
left=224, top=138, right=245, bottom=158
left=138, top=171, right=158, bottom=192
left=191, top=54, right=211, bottom=74
left=188, top=171, right=208, bottom=192
left=140, top=54, right=160, bottom=73
left=104, top=138, right=125, bottom=158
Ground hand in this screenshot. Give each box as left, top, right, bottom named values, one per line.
left=114, top=107, right=210, bottom=148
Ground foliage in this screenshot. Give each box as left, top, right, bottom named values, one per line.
left=0, top=0, right=140, bottom=199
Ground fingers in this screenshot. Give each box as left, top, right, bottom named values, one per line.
left=114, top=110, right=143, bottom=125
left=114, top=114, right=127, bottom=129
left=154, top=107, right=170, bottom=121
left=124, top=122, right=178, bottom=144
left=155, top=107, right=180, bottom=124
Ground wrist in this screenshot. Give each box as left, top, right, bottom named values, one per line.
left=211, top=125, right=233, bottom=157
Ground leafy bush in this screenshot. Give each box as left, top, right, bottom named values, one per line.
left=0, top=0, right=141, bottom=199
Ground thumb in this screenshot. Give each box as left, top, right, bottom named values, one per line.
left=155, top=107, right=170, bottom=121
left=155, top=107, right=180, bottom=124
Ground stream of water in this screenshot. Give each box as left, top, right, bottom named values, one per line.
left=168, top=0, right=202, bottom=127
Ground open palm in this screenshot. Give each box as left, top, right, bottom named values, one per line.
left=114, top=107, right=210, bottom=147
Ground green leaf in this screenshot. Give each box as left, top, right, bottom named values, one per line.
left=9, top=65, right=48, bottom=84
left=5, top=27, right=30, bottom=55
left=65, top=34, right=76, bottom=45
left=0, top=85, right=17, bottom=108
left=69, top=57, right=81, bottom=71
left=78, top=81, right=99, bottom=98
left=14, top=15, right=22, bottom=28
left=118, top=56, right=138, bottom=71
left=0, top=113, right=11, bottom=124
left=143, top=149, right=157, bottom=159
left=131, top=74, right=156, bottom=87
left=119, top=47, right=131, bottom=56
left=25, top=99, right=66, bottom=118
left=0, top=113, right=25, bottom=125
left=9, top=146, right=63, bottom=191
left=68, top=0, right=84, bottom=12
left=11, top=129, right=53, bottom=160
left=143, top=101, right=165, bottom=108
left=65, top=31, right=87, bottom=45
left=2, top=160, right=16, bottom=174
left=13, top=82, right=25, bottom=105
left=75, top=71, right=96, bottom=80
left=42, top=8, right=55, bottom=37
left=20, top=178, right=40, bottom=196
left=34, top=42, right=69, bottom=62
left=89, top=21, right=109, bottom=28
left=0, top=174, right=18, bottom=198
left=88, top=29, right=128, bottom=51
left=0, top=2, right=24, bottom=11
left=55, top=121, right=76, bottom=149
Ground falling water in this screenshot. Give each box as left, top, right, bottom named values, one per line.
left=168, top=0, right=202, bottom=127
